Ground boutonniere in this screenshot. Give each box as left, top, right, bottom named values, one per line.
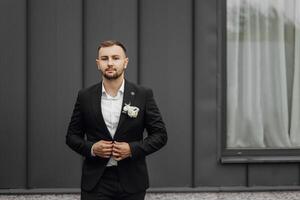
left=122, top=103, right=139, bottom=118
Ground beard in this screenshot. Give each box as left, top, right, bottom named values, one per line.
left=102, top=68, right=124, bottom=80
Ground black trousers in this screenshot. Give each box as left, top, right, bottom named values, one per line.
left=81, top=166, right=146, bottom=200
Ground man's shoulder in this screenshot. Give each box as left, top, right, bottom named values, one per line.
left=78, top=82, right=100, bottom=96
left=125, top=80, right=153, bottom=96
left=77, top=80, right=153, bottom=96
left=126, top=80, right=152, bottom=93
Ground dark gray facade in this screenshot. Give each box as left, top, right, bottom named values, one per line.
left=1, top=0, right=299, bottom=193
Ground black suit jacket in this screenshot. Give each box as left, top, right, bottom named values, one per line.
left=66, top=80, right=167, bottom=193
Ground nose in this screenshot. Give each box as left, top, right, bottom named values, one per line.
left=108, top=58, right=113, bottom=66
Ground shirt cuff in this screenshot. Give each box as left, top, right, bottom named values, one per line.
left=91, top=144, right=96, bottom=157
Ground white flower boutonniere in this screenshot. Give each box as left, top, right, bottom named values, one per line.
left=122, top=103, right=139, bottom=118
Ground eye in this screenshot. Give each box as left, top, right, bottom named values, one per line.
left=100, top=57, right=108, bottom=61
left=113, top=56, right=120, bottom=60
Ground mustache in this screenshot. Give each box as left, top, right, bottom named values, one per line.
left=105, top=68, right=116, bottom=71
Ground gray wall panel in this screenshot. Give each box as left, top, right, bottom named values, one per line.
left=84, top=0, right=138, bottom=87
left=248, top=164, right=299, bottom=186
left=28, top=0, right=82, bottom=188
left=0, top=0, right=27, bottom=188
left=1, top=0, right=300, bottom=192
left=140, top=0, right=193, bottom=187
left=194, top=0, right=247, bottom=186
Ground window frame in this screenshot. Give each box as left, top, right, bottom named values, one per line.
left=218, top=0, right=300, bottom=163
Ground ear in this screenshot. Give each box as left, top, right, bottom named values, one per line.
left=124, top=57, right=129, bottom=69
left=96, top=59, right=101, bottom=70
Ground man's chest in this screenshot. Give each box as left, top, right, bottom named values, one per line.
left=101, top=97, right=123, bottom=133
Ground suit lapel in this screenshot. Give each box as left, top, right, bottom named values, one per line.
left=115, top=80, right=136, bottom=137
left=91, top=82, right=112, bottom=139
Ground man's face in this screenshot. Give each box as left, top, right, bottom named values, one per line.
left=96, top=45, right=128, bottom=80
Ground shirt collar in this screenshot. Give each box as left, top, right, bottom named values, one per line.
left=102, top=79, right=125, bottom=96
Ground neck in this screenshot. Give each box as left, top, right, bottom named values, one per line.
left=102, top=76, right=124, bottom=96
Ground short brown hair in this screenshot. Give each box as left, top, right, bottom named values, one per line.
left=97, top=40, right=127, bottom=57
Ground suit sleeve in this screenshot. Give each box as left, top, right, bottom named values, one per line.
left=65, top=91, right=94, bottom=158
left=129, top=89, right=168, bottom=159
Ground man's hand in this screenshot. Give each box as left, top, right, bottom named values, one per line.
left=112, top=141, right=132, bottom=161
left=92, top=140, right=113, bottom=158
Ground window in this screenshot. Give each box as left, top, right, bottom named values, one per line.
left=226, top=0, right=300, bottom=150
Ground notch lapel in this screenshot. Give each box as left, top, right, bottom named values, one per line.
left=115, top=80, right=136, bottom=137
left=91, top=82, right=112, bottom=139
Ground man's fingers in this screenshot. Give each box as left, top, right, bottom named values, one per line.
left=112, top=151, right=120, bottom=157
left=113, top=143, right=126, bottom=150
left=112, top=148, right=121, bottom=154
left=112, top=148, right=122, bottom=153
left=101, top=140, right=113, bottom=144
left=94, top=148, right=112, bottom=155
left=100, top=143, right=113, bottom=148
left=94, top=146, right=112, bottom=152
left=102, top=150, right=113, bottom=154
left=112, top=145, right=122, bottom=151
left=113, top=141, right=125, bottom=146
left=113, top=154, right=122, bottom=161
left=101, top=147, right=113, bottom=151
left=114, top=157, right=122, bottom=161
left=94, top=141, right=129, bottom=160
left=94, top=149, right=112, bottom=155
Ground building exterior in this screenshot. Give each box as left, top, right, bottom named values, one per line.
left=1, top=0, right=299, bottom=193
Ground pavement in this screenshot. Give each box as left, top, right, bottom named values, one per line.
left=1, top=192, right=300, bottom=200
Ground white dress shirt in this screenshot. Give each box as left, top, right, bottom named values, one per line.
left=91, top=79, right=124, bottom=166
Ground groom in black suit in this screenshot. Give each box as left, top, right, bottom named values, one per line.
left=66, top=40, right=167, bottom=200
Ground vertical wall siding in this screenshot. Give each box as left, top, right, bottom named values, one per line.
left=0, top=0, right=300, bottom=191
left=0, top=0, right=27, bottom=188
left=139, top=0, right=193, bottom=187
left=194, top=0, right=247, bottom=187
left=28, top=0, right=83, bottom=188
left=84, top=0, right=138, bottom=87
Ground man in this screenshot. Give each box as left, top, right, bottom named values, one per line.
left=66, top=40, right=167, bottom=200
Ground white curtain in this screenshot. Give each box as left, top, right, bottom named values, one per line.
left=227, top=0, right=300, bottom=148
